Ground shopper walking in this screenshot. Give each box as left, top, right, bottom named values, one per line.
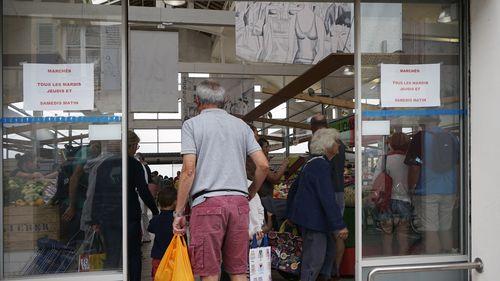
left=289, top=128, right=348, bottom=281
left=372, top=132, right=411, bottom=255
left=405, top=116, right=459, bottom=254
left=91, top=130, right=159, bottom=281
left=173, top=80, right=269, bottom=281
left=310, top=113, right=347, bottom=278
left=136, top=152, right=153, bottom=243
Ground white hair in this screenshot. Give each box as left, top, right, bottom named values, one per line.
left=310, top=128, right=340, bottom=155
left=196, top=80, right=225, bottom=106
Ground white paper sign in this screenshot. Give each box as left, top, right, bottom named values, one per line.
left=23, top=63, right=94, bottom=110
left=89, top=124, right=122, bottom=141
left=381, top=64, right=441, bottom=108
left=362, top=120, right=390, bottom=136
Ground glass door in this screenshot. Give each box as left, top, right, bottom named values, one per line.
left=355, top=0, right=469, bottom=280
left=2, top=0, right=126, bottom=279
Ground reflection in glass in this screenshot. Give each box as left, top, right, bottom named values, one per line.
left=361, top=1, right=464, bottom=258
left=2, top=0, right=123, bottom=276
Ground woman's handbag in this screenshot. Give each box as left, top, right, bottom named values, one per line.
left=371, top=155, right=393, bottom=212
left=154, top=234, right=194, bottom=281
left=268, top=222, right=302, bottom=276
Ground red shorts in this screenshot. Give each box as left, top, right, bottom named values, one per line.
left=189, top=195, right=249, bottom=277
left=151, top=259, right=161, bottom=279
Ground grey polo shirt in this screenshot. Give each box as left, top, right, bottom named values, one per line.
left=181, top=108, right=261, bottom=207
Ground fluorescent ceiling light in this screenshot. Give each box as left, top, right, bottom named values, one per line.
left=295, top=99, right=306, bottom=103
left=188, top=73, right=210, bottom=78
left=438, top=9, right=452, bottom=23
left=343, top=66, right=355, bottom=76
left=92, top=0, right=108, bottom=4
left=254, top=85, right=262, bottom=92
left=165, top=0, right=186, bottom=6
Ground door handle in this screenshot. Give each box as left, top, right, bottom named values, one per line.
left=367, top=258, right=484, bottom=281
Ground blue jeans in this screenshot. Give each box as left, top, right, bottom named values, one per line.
left=300, top=228, right=335, bottom=280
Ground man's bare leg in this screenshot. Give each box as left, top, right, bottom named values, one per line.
left=201, top=275, right=219, bottom=281
left=230, top=274, right=247, bottom=281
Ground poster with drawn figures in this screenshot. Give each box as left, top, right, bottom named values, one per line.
left=182, top=78, right=255, bottom=121
left=249, top=246, right=272, bottom=281
left=235, top=2, right=353, bottom=64
left=235, top=2, right=403, bottom=64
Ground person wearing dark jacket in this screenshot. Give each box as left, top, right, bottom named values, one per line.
left=148, top=185, right=177, bottom=278
left=310, top=113, right=348, bottom=278
left=288, top=128, right=348, bottom=281
left=91, top=130, right=159, bottom=281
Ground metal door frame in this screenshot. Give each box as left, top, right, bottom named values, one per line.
left=353, top=0, right=473, bottom=280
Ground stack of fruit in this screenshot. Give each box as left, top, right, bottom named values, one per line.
left=5, top=178, right=53, bottom=206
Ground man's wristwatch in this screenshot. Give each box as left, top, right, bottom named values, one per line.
left=173, top=211, right=184, bottom=218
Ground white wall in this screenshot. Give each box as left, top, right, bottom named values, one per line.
left=471, top=0, right=500, bottom=280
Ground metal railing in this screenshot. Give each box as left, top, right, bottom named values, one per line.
left=367, top=258, right=484, bottom=281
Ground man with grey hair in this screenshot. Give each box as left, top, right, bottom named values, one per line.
left=173, top=80, right=269, bottom=281
left=289, top=128, right=348, bottom=281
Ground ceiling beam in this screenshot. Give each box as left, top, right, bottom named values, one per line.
left=253, top=117, right=311, bottom=131
left=243, top=54, right=354, bottom=121
left=234, top=114, right=311, bottom=130
left=178, top=62, right=333, bottom=76
left=261, top=88, right=356, bottom=109
left=260, top=135, right=283, bottom=142
left=40, top=134, right=89, bottom=145
left=4, top=2, right=235, bottom=26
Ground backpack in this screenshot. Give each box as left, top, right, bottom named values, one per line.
left=426, top=130, right=458, bottom=173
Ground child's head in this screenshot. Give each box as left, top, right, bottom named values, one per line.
left=157, top=185, right=177, bottom=209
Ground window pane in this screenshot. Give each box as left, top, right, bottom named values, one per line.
left=158, top=143, right=181, bottom=153
left=158, top=129, right=181, bottom=142
left=138, top=143, right=158, bottom=153
left=135, top=129, right=158, bottom=143
left=270, top=102, right=287, bottom=119
left=360, top=1, right=465, bottom=258
left=2, top=0, right=124, bottom=276
left=134, top=113, right=158, bottom=119
left=289, top=142, right=308, bottom=154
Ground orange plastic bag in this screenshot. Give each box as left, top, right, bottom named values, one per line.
left=154, top=234, right=195, bottom=281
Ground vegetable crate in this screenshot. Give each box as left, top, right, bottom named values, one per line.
left=4, top=206, right=60, bottom=251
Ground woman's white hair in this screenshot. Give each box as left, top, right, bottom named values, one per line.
left=310, top=128, right=340, bottom=155
left=196, top=80, right=225, bottom=106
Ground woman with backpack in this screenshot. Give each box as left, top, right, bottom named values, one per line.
left=372, top=132, right=411, bottom=255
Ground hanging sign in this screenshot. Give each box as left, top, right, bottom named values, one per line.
left=23, top=63, right=94, bottom=111
left=380, top=63, right=441, bottom=108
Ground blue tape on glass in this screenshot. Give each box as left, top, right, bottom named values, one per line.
left=363, top=109, right=465, bottom=118
left=1, top=116, right=122, bottom=124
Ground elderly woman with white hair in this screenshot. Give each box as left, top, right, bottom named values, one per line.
left=287, top=128, right=349, bottom=281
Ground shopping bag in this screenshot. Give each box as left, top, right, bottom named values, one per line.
left=78, top=231, right=106, bottom=272
left=249, top=235, right=272, bottom=281
left=268, top=222, right=302, bottom=276
left=154, top=234, right=194, bottom=281
left=371, top=155, right=393, bottom=212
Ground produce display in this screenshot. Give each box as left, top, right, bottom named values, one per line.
left=273, top=181, right=295, bottom=200
left=5, top=178, right=55, bottom=207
